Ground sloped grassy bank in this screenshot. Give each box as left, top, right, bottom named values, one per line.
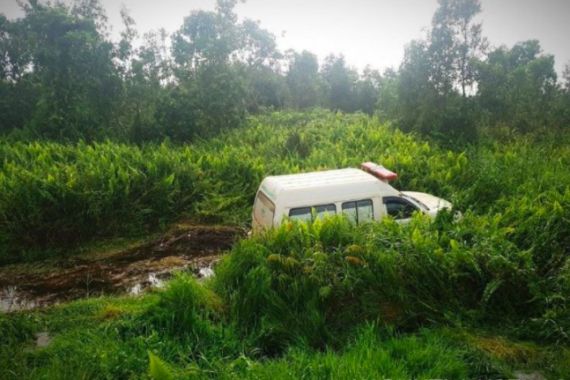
left=1, top=216, right=569, bottom=378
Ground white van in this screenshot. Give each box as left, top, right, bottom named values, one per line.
left=252, top=162, right=452, bottom=233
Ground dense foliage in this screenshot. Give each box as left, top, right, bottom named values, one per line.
left=1, top=0, right=569, bottom=143
left=1, top=110, right=568, bottom=377
left=1, top=111, right=569, bottom=263
left=1, top=0, right=569, bottom=377
left=1, top=215, right=569, bottom=378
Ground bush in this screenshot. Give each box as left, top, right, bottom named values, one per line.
left=214, top=212, right=566, bottom=353
left=0, top=141, right=202, bottom=262
left=145, top=273, right=222, bottom=339
left=241, top=325, right=471, bottom=379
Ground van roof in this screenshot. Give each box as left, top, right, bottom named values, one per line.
left=260, top=168, right=400, bottom=206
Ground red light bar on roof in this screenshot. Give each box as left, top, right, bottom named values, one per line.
left=360, top=162, right=398, bottom=182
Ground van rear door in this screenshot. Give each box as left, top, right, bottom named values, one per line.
left=252, top=191, right=275, bottom=232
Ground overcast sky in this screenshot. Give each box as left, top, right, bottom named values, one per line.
left=1, top=0, right=569, bottom=74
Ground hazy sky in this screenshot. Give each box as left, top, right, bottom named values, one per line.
left=1, top=0, right=569, bottom=74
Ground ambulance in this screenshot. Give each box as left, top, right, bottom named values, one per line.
left=252, top=162, right=452, bottom=233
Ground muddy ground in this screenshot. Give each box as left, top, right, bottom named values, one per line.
left=0, top=224, right=245, bottom=312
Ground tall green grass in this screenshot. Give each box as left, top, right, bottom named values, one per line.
left=1, top=110, right=569, bottom=377
left=230, top=325, right=473, bottom=380
left=2, top=110, right=569, bottom=265
left=1, top=248, right=568, bottom=379
left=213, top=214, right=567, bottom=348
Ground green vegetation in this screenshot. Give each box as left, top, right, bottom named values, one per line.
left=1, top=216, right=570, bottom=378
left=1, top=112, right=569, bottom=377
left=2, top=111, right=569, bottom=264
left=1, top=0, right=569, bottom=143
left=1, top=0, right=569, bottom=377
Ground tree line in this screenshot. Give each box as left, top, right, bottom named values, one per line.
left=0, top=0, right=569, bottom=144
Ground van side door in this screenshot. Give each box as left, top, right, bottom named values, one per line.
left=341, top=199, right=374, bottom=224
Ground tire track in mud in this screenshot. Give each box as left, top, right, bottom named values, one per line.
left=0, top=225, right=245, bottom=312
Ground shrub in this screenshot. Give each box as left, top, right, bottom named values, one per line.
left=214, top=212, right=564, bottom=353
left=144, top=273, right=222, bottom=340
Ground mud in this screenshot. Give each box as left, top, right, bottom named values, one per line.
left=0, top=225, right=244, bottom=313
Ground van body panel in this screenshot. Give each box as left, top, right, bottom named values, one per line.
left=260, top=168, right=399, bottom=210
left=401, top=191, right=452, bottom=216
left=252, top=168, right=452, bottom=232
left=252, top=190, right=276, bottom=233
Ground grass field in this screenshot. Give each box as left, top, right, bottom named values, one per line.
left=1, top=110, right=569, bottom=378
left=2, top=110, right=568, bottom=261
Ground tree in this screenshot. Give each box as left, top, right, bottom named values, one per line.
left=242, top=64, right=288, bottom=112
left=238, top=19, right=287, bottom=112
left=557, top=62, right=570, bottom=130
left=286, top=50, right=321, bottom=109
left=124, top=28, right=172, bottom=142
left=430, top=0, right=487, bottom=97
left=0, top=14, right=38, bottom=134
left=238, top=19, right=281, bottom=67
left=381, top=0, right=485, bottom=144
left=321, top=54, right=357, bottom=112
left=376, top=68, right=400, bottom=121
left=0, top=0, right=121, bottom=139
left=166, top=0, right=248, bottom=139
left=397, top=40, right=441, bottom=134
left=475, top=40, right=558, bottom=132
left=172, top=11, right=233, bottom=71
left=562, top=62, right=570, bottom=92
left=354, top=67, right=381, bottom=115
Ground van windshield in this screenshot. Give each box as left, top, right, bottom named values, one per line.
left=401, top=194, right=429, bottom=211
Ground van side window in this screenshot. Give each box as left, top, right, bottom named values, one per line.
left=314, top=204, right=336, bottom=219
left=357, top=200, right=374, bottom=222
left=289, top=204, right=336, bottom=222
left=289, top=207, right=312, bottom=222
left=341, top=199, right=373, bottom=224
left=383, top=197, right=418, bottom=219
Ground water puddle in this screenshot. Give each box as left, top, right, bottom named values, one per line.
left=0, top=225, right=244, bottom=313
left=199, top=266, right=215, bottom=279
left=129, top=273, right=166, bottom=296
left=1, top=286, right=39, bottom=312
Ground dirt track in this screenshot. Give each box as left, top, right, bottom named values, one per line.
left=0, top=225, right=244, bottom=312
